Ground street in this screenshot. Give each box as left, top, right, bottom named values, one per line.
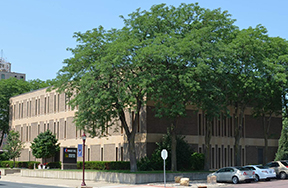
left=0, top=181, right=66, bottom=188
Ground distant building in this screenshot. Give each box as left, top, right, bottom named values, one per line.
left=0, top=58, right=26, bottom=81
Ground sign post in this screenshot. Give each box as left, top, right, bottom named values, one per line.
left=161, top=149, right=168, bottom=188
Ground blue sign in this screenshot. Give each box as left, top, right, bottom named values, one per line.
left=78, top=144, right=83, bottom=157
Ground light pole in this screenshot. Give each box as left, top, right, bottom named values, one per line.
left=81, top=133, right=86, bottom=186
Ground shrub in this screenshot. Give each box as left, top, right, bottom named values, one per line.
left=190, top=152, right=205, bottom=170
left=137, top=129, right=194, bottom=171
left=77, top=161, right=129, bottom=170
left=47, top=161, right=61, bottom=169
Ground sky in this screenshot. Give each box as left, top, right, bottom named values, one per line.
left=0, top=0, right=287, bottom=81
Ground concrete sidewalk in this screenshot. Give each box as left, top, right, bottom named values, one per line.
left=1, top=173, right=225, bottom=188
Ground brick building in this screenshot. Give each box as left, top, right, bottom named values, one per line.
left=9, top=87, right=282, bottom=169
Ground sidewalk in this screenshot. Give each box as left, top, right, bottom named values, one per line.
left=1, top=173, right=226, bottom=188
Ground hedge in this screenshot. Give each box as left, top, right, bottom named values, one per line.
left=0, top=161, right=40, bottom=169
left=77, top=161, right=130, bottom=170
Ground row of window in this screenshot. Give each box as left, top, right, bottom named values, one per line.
left=198, top=114, right=245, bottom=137
left=199, top=145, right=245, bottom=169
left=13, top=94, right=72, bottom=120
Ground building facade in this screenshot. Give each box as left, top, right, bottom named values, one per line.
left=0, top=58, right=26, bottom=81
left=9, top=87, right=282, bottom=169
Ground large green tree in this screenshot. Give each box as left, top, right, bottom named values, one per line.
left=3, top=130, right=24, bottom=167
left=0, top=78, right=51, bottom=147
left=30, top=130, right=60, bottom=162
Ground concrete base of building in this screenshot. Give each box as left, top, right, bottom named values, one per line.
left=19, top=169, right=209, bottom=184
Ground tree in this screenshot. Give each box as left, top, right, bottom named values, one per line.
left=30, top=130, right=60, bottom=162
left=0, top=78, right=51, bottom=147
left=3, top=130, right=24, bottom=167
left=275, top=117, right=288, bottom=160
left=0, top=78, right=30, bottom=146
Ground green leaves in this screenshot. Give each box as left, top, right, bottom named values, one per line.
left=3, top=130, right=24, bottom=160
left=30, top=130, right=60, bottom=159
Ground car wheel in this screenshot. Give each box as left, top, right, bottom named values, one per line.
left=280, top=172, right=286, bottom=179
left=232, top=176, right=239, bottom=184
left=255, top=174, right=260, bottom=182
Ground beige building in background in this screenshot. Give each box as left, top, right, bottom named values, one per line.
left=10, top=87, right=282, bottom=169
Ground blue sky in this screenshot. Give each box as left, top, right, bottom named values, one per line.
left=0, top=0, right=287, bottom=81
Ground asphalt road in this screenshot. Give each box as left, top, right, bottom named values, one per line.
left=0, top=181, right=66, bottom=188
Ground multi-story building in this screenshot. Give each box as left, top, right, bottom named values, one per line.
left=0, top=58, right=26, bottom=80
left=9, top=87, right=282, bottom=169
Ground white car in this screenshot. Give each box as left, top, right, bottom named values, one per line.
left=244, top=165, right=276, bottom=181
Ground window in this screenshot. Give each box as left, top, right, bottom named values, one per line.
left=57, top=122, right=59, bottom=139
left=64, top=121, right=66, bottom=139
left=121, top=147, right=123, bottom=161
left=35, top=99, right=37, bottom=115
left=38, top=124, right=40, bottom=134
left=20, top=76, right=24, bottom=79
left=38, top=99, right=40, bottom=115
left=19, top=103, right=21, bottom=119
left=1, top=74, right=5, bottom=79
left=101, top=148, right=103, bottom=161
left=47, top=96, right=49, bottom=113
left=21, top=127, right=23, bottom=142
left=54, top=95, right=56, bottom=112
left=29, top=101, right=31, bottom=117
left=54, top=122, right=56, bottom=135
left=27, top=101, right=29, bottom=117
left=26, top=127, right=28, bottom=141
left=198, top=114, right=202, bottom=135
left=47, top=123, right=49, bottom=130
left=116, top=147, right=118, bottom=161
left=57, top=94, right=60, bottom=112
left=44, top=97, right=46, bottom=114
left=21, top=102, right=23, bottom=118
left=44, top=124, right=46, bottom=132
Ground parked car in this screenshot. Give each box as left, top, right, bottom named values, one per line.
left=244, top=165, right=276, bottom=181
left=266, top=161, right=288, bottom=179
left=210, top=166, right=255, bottom=184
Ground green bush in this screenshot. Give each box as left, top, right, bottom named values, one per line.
left=137, top=129, right=194, bottom=171
left=47, top=162, right=61, bottom=169
left=190, top=152, right=205, bottom=170
left=77, top=161, right=130, bottom=170
left=0, top=161, right=39, bottom=169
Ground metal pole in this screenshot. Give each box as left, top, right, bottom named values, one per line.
left=81, top=138, right=86, bottom=186
left=164, top=159, right=166, bottom=188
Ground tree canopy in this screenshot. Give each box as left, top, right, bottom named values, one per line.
left=3, top=130, right=24, bottom=167
left=52, top=3, right=288, bottom=171
left=30, top=130, right=60, bottom=161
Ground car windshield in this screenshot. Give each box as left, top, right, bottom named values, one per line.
left=256, top=165, right=268, bottom=169
left=281, top=161, right=288, bottom=166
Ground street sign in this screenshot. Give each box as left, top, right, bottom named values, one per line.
left=161, top=149, right=168, bottom=160
left=161, top=149, right=168, bottom=188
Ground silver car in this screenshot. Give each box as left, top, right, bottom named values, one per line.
left=212, top=167, right=255, bottom=184
left=266, top=161, right=288, bottom=179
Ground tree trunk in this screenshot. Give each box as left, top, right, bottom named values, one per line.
left=171, top=121, right=177, bottom=171
left=127, top=133, right=137, bottom=172
left=234, top=104, right=245, bottom=166
left=0, top=130, right=5, bottom=147
left=263, top=113, right=272, bottom=164
left=13, top=158, right=15, bottom=168
left=117, top=98, right=142, bottom=172
left=204, top=119, right=212, bottom=171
